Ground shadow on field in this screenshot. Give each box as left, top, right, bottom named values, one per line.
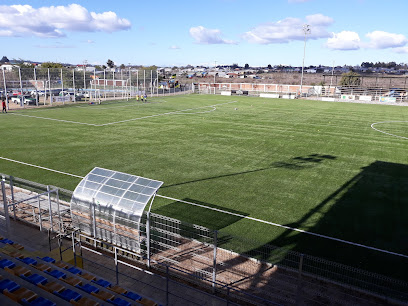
left=245, top=160, right=408, bottom=281
left=162, top=154, right=337, bottom=189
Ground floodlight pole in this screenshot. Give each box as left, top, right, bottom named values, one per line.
left=299, top=24, right=311, bottom=98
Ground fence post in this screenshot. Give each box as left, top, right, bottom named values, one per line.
left=1, top=181, right=11, bottom=236
left=296, top=253, right=304, bottom=305
left=9, top=176, right=16, bottom=220
left=47, top=185, right=53, bottom=232
left=212, top=230, right=218, bottom=293
left=72, top=231, right=77, bottom=266
left=146, top=212, right=151, bottom=268
left=166, top=265, right=169, bottom=306
left=38, top=197, right=42, bottom=231
left=115, top=247, right=119, bottom=285
left=91, top=198, right=97, bottom=248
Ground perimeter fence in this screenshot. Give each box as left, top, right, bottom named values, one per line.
left=1, top=173, right=407, bottom=305
left=0, top=67, right=192, bottom=107
left=197, top=82, right=408, bottom=103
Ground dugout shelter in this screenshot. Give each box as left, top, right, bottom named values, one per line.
left=70, top=167, right=163, bottom=252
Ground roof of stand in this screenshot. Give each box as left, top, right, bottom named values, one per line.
left=72, top=167, right=163, bottom=216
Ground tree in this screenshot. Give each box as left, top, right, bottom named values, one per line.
left=41, top=62, right=64, bottom=68
left=0, top=56, right=9, bottom=63
left=267, top=64, right=272, bottom=69
left=106, top=59, right=115, bottom=68
left=244, top=63, right=249, bottom=69
left=339, top=71, right=361, bottom=86
left=120, top=64, right=126, bottom=70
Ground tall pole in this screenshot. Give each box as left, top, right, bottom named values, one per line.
left=214, top=61, right=217, bottom=95
left=2, top=67, right=9, bottom=109
left=83, top=60, right=87, bottom=92
left=300, top=24, right=311, bottom=98
left=329, top=60, right=335, bottom=96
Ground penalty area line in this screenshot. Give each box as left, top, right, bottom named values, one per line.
left=2, top=154, right=405, bottom=259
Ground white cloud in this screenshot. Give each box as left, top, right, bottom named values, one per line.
left=242, top=14, right=333, bottom=44
left=365, top=31, right=407, bottom=49
left=325, top=31, right=361, bottom=50
left=393, top=47, right=408, bottom=54
left=189, top=26, right=237, bottom=44
left=169, top=45, right=181, bottom=49
left=0, top=4, right=131, bottom=38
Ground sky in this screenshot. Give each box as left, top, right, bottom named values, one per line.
left=1, top=0, right=408, bottom=67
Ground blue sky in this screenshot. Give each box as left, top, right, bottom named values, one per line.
left=1, top=0, right=408, bottom=67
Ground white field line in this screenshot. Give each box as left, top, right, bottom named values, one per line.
left=8, top=113, right=99, bottom=126
left=1, top=155, right=407, bottom=259
left=9, top=101, right=237, bottom=127
left=371, top=121, right=408, bottom=140
left=0, top=156, right=83, bottom=178
left=97, top=101, right=237, bottom=126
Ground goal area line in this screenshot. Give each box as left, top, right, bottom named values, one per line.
left=0, top=155, right=406, bottom=259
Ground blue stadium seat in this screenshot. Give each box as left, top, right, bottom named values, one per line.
left=0, top=258, right=16, bottom=269
left=21, top=273, right=48, bottom=286
left=109, top=297, right=132, bottom=306
left=54, top=288, right=82, bottom=302
left=45, top=269, right=66, bottom=279
left=19, top=257, right=38, bottom=266
left=39, top=257, right=55, bottom=263
left=124, top=291, right=142, bottom=301
left=77, top=283, right=99, bottom=294
left=21, top=296, right=56, bottom=306
left=0, top=238, right=14, bottom=245
left=0, top=278, right=20, bottom=293
left=92, top=278, right=111, bottom=288
left=67, top=266, right=81, bottom=275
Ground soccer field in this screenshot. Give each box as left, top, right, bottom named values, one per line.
left=1, top=94, right=407, bottom=280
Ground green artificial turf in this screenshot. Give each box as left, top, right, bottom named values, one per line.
left=1, top=94, right=407, bottom=280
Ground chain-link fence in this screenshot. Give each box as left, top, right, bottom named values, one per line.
left=0, top=67, right=192, bottom=108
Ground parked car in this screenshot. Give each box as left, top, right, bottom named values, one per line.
left=11, top=95, right=37, bottom=105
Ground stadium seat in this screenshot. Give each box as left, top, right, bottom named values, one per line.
left=21, top=296, right=56, bottom=306
left=54, top=288, right=82, bottom=302
left=0, top=259, right=16, bottom=269
left=67, top=266, right=82, bottom=275
left=0, top=238, right=14, bottom=245
left=92, top=278, right=111, bottom=288
left=77, top=283, right=99, bottom=294
left=39, top=257, right=55, bottom=264
left=21, top=273, right=48, bottom=286
left=45, top=269, right=66, bottom=279
left=108, top=297, right=132, bottom=306
left=19, top=257, right=38, bottom=266
left=0, top=278, right=20, bottom=293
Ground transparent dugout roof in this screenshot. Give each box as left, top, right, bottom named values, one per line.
left=72, top=167, right=163, bottom=216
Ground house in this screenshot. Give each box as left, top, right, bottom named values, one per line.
left=0, top=64, right=15, bottom=71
